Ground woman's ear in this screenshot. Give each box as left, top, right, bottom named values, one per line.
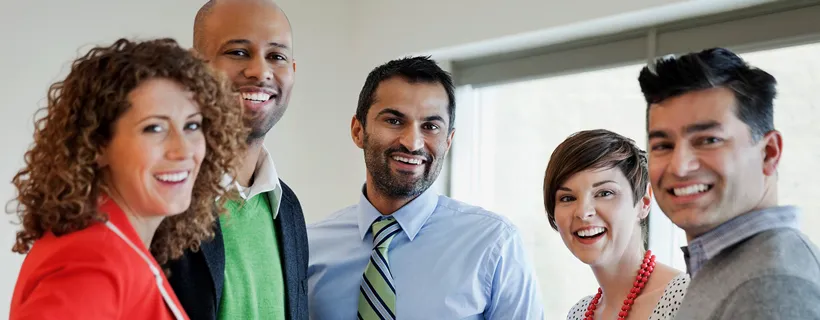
left=638, top=185, right=652, bottom=220
left=96, top=148, right=110, bottom=167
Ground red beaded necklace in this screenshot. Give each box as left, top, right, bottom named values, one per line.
left=584, top=250, right=656, bottom=320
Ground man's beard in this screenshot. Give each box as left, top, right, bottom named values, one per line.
left=363, top=134, right=441, bottom=199
left=245, top=103, right=288, bottom=142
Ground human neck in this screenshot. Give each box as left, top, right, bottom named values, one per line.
left=106, top=192, right=164, bottom=249
left=364, top=175, right=418, bottom=215
left=238, top=138, right=265, bottom=187
left=590, top=237, right=645, bottom=316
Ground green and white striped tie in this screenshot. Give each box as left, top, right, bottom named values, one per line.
left=357, top=216, right=401, bottom=320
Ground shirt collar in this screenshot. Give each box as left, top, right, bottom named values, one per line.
left=681, top=205, right=800, bottom=277
left=220, top=146, right=281, bottom=216
left=357, top=185, right=439, bottom=242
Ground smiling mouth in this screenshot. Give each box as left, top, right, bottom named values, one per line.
left=154, top=171, right=190, bottom=183
left=668, top=184, right=714, bottom=197
left=391, top=155, right=426, bottom=166
left=240, top=92, right=276, bottom=103
left=575, top=227, right=607, bottom=239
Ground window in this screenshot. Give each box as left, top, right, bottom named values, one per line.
left=740, top=42, right=820, bottom=246
left=447, top=2, right=820, bottom=317
left=451, top=63, right=655, bottom=319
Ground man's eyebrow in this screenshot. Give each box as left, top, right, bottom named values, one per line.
left=222, top=39, right=290, bottom=50
left=684, top=121, right=722, bottom=134
left=377, top=108, right=404, bottom=117
left=424, top=115, right=445, bottom=123
left=648, top=130, right=668, bottom=140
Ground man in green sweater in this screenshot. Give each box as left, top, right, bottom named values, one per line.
left=639, top=47, right=820, bottom=319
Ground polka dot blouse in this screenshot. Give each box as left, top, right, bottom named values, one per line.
left=566, top=273, right=690, bottom=320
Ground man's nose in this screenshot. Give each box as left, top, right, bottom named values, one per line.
left=669, top=145, right=700, bottom=177
left=399, top=126, right=424, bottom=152
left=242, top=56, right=274, bottom=82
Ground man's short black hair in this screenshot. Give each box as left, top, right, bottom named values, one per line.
left=638, top=47, right=777, bottom=140
left=356, top=56, right=455, bottom=131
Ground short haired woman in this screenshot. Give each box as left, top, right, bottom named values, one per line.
left=543, top=129, right=689, bottom=320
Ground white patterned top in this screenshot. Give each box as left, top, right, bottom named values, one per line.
left=566, top=273, right=690, bottom=320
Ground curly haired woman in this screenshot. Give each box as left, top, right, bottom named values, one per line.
left=9, top=38, right=247, bottom=320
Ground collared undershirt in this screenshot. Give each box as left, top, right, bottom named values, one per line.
left=682, top=206, right=800, bottom=277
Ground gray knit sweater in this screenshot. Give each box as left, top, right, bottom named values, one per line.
left=675, top=227, right=820, bottom=319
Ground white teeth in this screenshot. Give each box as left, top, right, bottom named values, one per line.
left=392, top=156, right=423, bottom=165
left=576, top=227, right=606, bottom=238
left=673, top=184, right=710, bottom=196
left=155, top=172, right=189, bottom=183
left=241, top=92, right=271, bottom=102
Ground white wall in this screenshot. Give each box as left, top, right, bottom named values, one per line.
left=0, top=0, right=766, bottom=315
left=1, top=2, right=210, bottom=316
left=353, top=0, right=683, bottom=63
left=0, top=0, right=357, bottom=315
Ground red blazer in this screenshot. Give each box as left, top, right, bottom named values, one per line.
left=10, top=199, right=189, bottom=320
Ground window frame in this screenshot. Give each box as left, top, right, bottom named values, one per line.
left=444, top=0, right=820, bottom=268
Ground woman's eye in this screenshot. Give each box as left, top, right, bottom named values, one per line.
left=597, top=190, right=614, bottom=197
left=143, top=125, right=163, bottom=133
left=185, top=122, right=202, bottom=131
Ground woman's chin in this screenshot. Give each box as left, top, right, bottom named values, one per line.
left=571, top=248, right=603, bottom=265
left=570, top=240, right=609, bottom=265
left=156, top=199, right=193, bottom=217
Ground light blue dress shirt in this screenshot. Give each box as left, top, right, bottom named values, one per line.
left=307, top=186, right=544, bottom=319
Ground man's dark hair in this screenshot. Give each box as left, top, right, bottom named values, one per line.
left=638, top=47, right=777, bottom=141
left=356, top=56, right=456, bottom=131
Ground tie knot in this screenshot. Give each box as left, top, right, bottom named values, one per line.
left=371, top=216, right=400, bottom=249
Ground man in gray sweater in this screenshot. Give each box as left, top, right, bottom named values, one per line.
left=638, top=48, right=820, bottom=319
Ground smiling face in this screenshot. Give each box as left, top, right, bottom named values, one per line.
left=197, top=0, right=295, bottom=141
left=98, top=78, right=206, bottom=216
left=647, top=87, right=782, bottom=239
left=351, top=76, right=454, bottom=199
left=553, top=167, right=651, bottom=266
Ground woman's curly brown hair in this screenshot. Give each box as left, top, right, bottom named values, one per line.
left=9, top=38, right=248, bottom=266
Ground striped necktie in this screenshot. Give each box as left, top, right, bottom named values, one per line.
left=357, top=216, right=401, bottom=320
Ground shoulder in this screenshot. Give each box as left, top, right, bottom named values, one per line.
left=278, top=179, right=302, bottom=208
left=754, top=227, right=820, bottom=253
left=566, top=295, right=593, bottom=320
left=719, top=274, right=820, bottom=318
left=307, top=204, right=358, bottom=229
left=660, top=273, right=690, bottom=299
left=651, top=273, right=690, bottom=319
left=278, top=179, right=297, bottom=198
left=33, top=224, right=127, bottom=261
left=732, top=274, right=820, bottom=297
left=733, top=228, right=820, bottom=278
left=434, top=196, right=526, bottom=260
left=19, top=225, right=135, bottom=280
left=11, top=226, right=144, bottom=319
left=435, top=195, right=518, bottom=234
